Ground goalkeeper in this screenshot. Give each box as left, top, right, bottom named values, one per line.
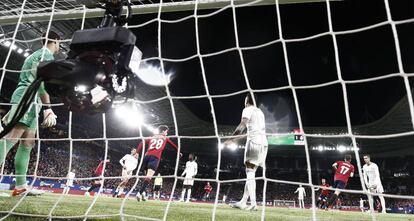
left=0, top=31, right=60, bottom=196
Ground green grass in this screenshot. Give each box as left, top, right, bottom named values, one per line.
left=0, top=191, right=413, bottom=221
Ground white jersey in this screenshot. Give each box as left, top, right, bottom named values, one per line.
left=120, top=154, right=138, bottom=172
left=66, top=171, right=76, bottom=186
left=182, top=161, right=198, bottom=186
left=295, top=187, right=306, bottom=199
left=182, top=161, right=198, bottom=178
left=242, top=106, right=267, bottom=146
left=363, top=163, right=382, bottom=186
left=154, top=176, right=163, bottom=186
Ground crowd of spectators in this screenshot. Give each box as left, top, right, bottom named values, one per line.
left=1, top=127, right=414, bottom=212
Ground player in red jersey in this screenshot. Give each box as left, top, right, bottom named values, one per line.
left=203, top=182, right=213, bottom=201
left=135, top=125, right=181, bottom=201
left=85, top=158, right=110, bottom=196
left=326, top=155, right=354, bottom=209
left=315, top=178, right=331, bottom=208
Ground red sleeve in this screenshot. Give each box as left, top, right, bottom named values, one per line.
left=166, top=138, right=178, bottom=151
left=137, top=142, right=143, bottom=155
left=136, top=139, right=147, bottom=155
left=336, top=161, right=341, bottom=168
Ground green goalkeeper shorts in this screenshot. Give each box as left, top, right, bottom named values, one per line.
left=7, top=86, right=40, bottom=130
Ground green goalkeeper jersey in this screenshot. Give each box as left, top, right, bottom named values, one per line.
left=7, top=48, right=55, bottom=129
left=14, top=47, right=54, bottom=97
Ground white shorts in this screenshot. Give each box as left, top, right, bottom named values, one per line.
left=183, top=177, right=194, bottom=186
left=244, top=140, right=268, bottom=167
left=122, top=169, right=133, bottom=179
left=369, top=183, right=384, bottom=193
left=66, top=180, right=74, bottom=187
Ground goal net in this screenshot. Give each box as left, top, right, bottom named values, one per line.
left=1, top=0, right=414, bottom=221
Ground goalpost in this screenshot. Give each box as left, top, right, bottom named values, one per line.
left=1, top=0, right=414, bottom=221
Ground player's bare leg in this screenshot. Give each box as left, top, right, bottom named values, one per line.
left=137, top=169, right=155, bottom=201
left=379, top=195, right=386, bottom=213
left=86, top=180, right=102, bottom=196
left=114, top=178, right=128, bottom=197
left=179, top=188, right=186, bottom=202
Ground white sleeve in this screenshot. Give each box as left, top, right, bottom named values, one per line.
left=362, top=166, right=369, bottom=187
left=194, top=163, right=198, bottom=176
left=374, top=164, right=381, bottom=184
left=241, top=107, right=252, bottom=120
left=120, top=155, right=126, bottom=166
left=181, top=163, right=187, bottom=176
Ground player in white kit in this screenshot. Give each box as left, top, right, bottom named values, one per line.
left=179, top=153, right=198, bottom=202
left=295, top=185, right=306, bottom=209
left=113, top=148, right=138, bottom=197
left=226, top=93, right=268, bottom=211
left=359, top=198, right=365, bottom=212
left=63, top=170, right=76, bottom=195
left=153, top=173, right=163, bottom=200
left=362, top=154, right=386, bottom=213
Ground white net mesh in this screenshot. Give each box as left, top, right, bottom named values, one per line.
left=1, top=0, right=414, bottom=220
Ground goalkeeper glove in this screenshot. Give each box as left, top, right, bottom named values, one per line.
left=42, top=109, right=57, bottom=127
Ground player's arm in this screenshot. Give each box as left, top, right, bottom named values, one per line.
left=166, top=138, right=182, bottom=157
left=232, top=118, right=248, bottom=137
left=224, top=118, right=248, bottom=146
left=119, top=155, right=126, bottom=169
left=374, top=164, right=381, bottom=185
left=136, top=140, right=145, bottom=156
left=34, top=51, right=57, bottom=128
left=194, top=163, right=198, bottom=178
left=304, top=189, right=306, bottom=197
left=181, top=167, right=187, bottom=177
left=294, top=188, right=298, bottom=193
left=350, top=166, right=355, bottom=177
left=362, top=167, right=369, bottom=188
left=332, top=162, right=338, bottom=170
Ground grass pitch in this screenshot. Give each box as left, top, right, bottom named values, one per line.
left=0, top=192, right=413, bottom=221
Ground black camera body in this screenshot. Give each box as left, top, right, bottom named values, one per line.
left=37, top=0, right=137, bottom=114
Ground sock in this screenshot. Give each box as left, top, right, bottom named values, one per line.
left=187, top=189, right=191, bottom=201
left=246, top=168, right=257, bottom=206
left=88, top=184, right=98, bottom=192
left=181, top=189, right=186, bottom=200
left=113, top=187, right=119, bottom=196
left=139, top=179, right=150, bottom=194
left=379, top=196, right=386, bottom=212
left=240, top=183, right=249, bottom=205
left=14, top=144, right=32, bottom=187
left=118, top=187, right=124, bottom=196
left=327, top=194, right=338, bottom=207
left=0, top=139, right=16, bottom=165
